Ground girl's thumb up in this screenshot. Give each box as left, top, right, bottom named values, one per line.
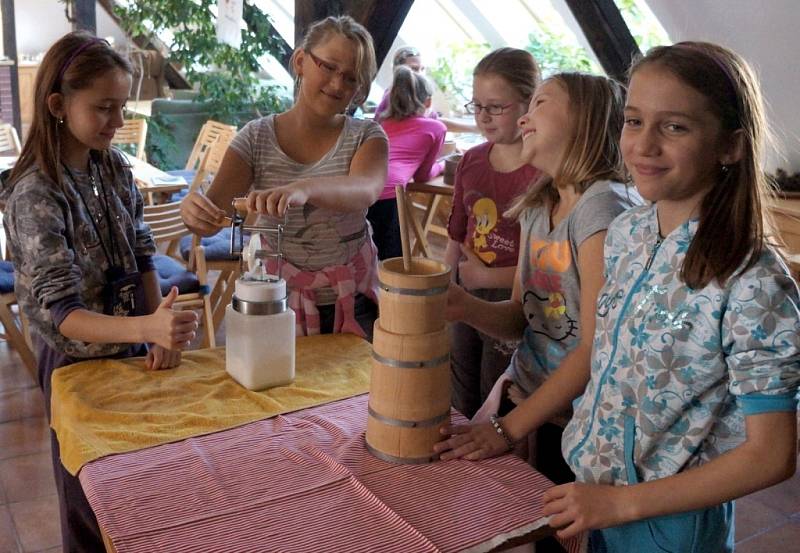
left=159, top=286, right=179, bottom=310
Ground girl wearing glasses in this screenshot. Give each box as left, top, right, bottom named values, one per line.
left=438, top=74, right=639, bottom=489
left=181, top=16, right=388, bottom=340
left=444, top=48, right=541, bottom=420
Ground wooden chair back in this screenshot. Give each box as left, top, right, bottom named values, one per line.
left=143, top=201, right=216, bottom=347
left=0, top=123, right=22, bottom=155
left=112, top=118, right=148, bottom=160
left=188, top=135, right=231, bottom=194
left=185, top=120, right=236, bottom=172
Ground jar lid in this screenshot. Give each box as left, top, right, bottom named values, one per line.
left=235, top=277, right=286, bottom=303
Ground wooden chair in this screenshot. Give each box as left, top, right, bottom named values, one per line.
left=0, top=123, right=22, bottom=155
left=176, top=135, right=241, bottom=332
left=403, top=177, right=455, bottom=258
left=112, top=118, right=148, bottom=160
left=0, top=261, right=37, bottom=380
left=188, top=133, right=230, bottom=194
left=185, top=120, right=237, bottom=173
left=144, top=201, right=216, bottom=348
left=167, top=123, right=235, bottom=201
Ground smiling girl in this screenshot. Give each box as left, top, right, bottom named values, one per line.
left=444, top=48, right=541, bottom=419
left=181, top=16, right=388, bottom=340
left=548, top=42, right=800, bottom=553
left=1, top=31, right=198, bottom=551
left=438, top=74, right=638, bottom=488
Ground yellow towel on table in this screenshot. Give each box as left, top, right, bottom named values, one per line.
left=51, top=334, right=372, bottom=475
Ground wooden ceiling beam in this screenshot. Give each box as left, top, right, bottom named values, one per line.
left=294, top=0, right=414, bottom=68
left=72, top=0, right=97, bottom=34
left=564, top=0, right=640, bottom=82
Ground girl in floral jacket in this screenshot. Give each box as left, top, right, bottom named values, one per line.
left=550, top=42, right=800, bottom=553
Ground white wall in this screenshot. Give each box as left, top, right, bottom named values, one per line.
left=14, top=0, right=129, bottom=59
left=646, top=0, right=800, bottom=172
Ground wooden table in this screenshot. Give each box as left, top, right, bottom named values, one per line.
left=80, top=393, right=579, bottom=553
left=121, top=151, right=188, bottom=204
left=769, top=195, right=800, bottom=275
left=404, top=175, right=454, bottom=258
left=50, top=338, right=582, bottom=553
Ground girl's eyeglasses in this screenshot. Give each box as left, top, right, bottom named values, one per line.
left=307, top=51, right=359, bottom=88
left=464, top=102, right=514, bottom=116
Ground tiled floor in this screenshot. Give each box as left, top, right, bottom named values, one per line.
left=0, top=240, right=799, bottom=552
left=0, top=342, right=61, bottom=553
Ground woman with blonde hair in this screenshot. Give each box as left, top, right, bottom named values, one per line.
left=181, top=16, right=387, bottom=339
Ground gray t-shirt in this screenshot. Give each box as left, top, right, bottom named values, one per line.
left=506, top=180, right=639, bottom=394
left=229, top=114, right=386, bottom=305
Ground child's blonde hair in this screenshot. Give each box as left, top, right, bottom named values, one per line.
left=506, top=72, right=627, bottom=219
left=290, top=15, right=376, bottom=106
left=8, top=31, right=132, bottom=191
left=382, top=66, right=434, bottom=120
left=630, top=42, right=774, bottom=288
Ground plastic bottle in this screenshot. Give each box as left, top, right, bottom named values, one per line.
left=225, top=273, right=295, bottom=390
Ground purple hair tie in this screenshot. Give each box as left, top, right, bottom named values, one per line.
left=57, top=37, right=107, bottom=85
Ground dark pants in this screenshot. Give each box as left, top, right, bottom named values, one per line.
left=523, top=422, right=574, bottom=553
left=37, top=337, right=146, bottom=553
left=449, top=287, right=514, bottom=419
left=317, top=293, right=378, bottom=342
left=366, top=198, right=402, bottom=261
left=48, top=431, right=105, bottom=553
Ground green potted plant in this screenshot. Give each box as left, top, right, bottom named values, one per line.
left=114, top=0, right=292, bottom=168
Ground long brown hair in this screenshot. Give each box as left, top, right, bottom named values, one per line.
left=290, top=15, right=376, bottom=107
left=8, top=31, right=132, bottom=191
left=507, top=73, right=627, bottom=218
left=630, top=42, right=774, bottom=288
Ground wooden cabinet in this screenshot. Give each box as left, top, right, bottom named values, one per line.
left=18, top=62, right=39, bottom=138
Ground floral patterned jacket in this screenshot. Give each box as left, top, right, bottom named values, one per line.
left=562, top=204, right=800, bottom=486
left=0, top=150, right=155, bottom=359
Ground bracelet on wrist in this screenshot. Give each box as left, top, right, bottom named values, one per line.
left=489, top=413, right=515, bottom=451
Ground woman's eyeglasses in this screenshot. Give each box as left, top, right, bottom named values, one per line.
left=463, top=102, right=515, bottom=116
left=307, top=51, right=358, bottom=88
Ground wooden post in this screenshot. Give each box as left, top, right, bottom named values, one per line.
left=73, top=0, right=97, bottom=34
left=564, top=0, right=640, bottom=82
left=0, top=0, right=21, bottom=133
left=293, top=0, right=415, bottom=69
left=295, top=0, right=346, bottom=47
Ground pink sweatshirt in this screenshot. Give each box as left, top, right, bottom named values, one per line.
left=378, top=115, right=447, bottom=201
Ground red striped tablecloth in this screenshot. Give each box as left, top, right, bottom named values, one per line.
left=80, top=394, right=584, bottom=553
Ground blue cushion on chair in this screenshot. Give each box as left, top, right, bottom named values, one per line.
left=170, top=188, right=190, bottom=203
left=165, top=169, right=196, bottom=202
left=0, top=261, right=14, bottom=293
left=166, top=169, right=197, bottom=181
left=153, top=254, right=200, bottom=296
left=179, top=228, right=240, bottom=262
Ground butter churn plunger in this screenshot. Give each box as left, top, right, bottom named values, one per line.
left=224, top=198, right=295, bottom=390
